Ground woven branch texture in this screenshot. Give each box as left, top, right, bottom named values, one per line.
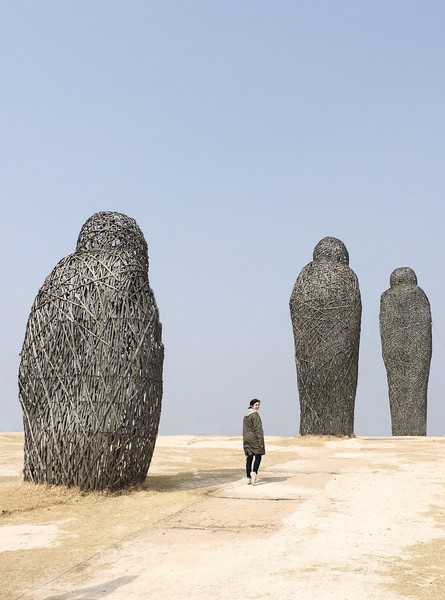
left=380, top=267, right=431, bottom=436
left=18, top=212, right=164, bottom=491
left=290, top=237, right=361, bottom=436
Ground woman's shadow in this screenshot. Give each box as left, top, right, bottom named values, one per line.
left=254, top=476, right=289, bottom=485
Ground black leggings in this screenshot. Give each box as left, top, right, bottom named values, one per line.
left=246, top=454, right=262, bottom=478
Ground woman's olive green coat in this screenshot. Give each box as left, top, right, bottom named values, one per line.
left=243, top=408, right=265, bottom=455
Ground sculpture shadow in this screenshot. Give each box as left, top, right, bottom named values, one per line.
left=46, top=575, right=136, bottom=599
left=144, top=468, right=241, bottom=492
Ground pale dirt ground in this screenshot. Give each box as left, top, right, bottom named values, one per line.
left=1, top=433, right=445, bottom=600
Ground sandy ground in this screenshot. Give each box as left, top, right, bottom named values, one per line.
left=1, top=433, right=445, bottom=600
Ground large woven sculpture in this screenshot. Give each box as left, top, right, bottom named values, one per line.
left=18, top=212, right=164, bottom=491
left=380, top=267, right=431, bottom=436
left=289, top=237, right=361, bottom=436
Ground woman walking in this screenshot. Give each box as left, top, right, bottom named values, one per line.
left=243, top=399, right=265, bottom=485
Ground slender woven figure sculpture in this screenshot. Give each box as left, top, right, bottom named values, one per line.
left=289, top=237, right=361, bottom=436
left=19, top=212, right=164, bottom=490
left=380, top=267, right=431, bottom=436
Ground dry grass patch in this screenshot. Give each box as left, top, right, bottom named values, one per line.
left=386, top=505, right=445, bottom=599
left=0, top=480, right=203, bottom=600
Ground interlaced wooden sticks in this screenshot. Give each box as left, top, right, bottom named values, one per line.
left=380, top=267, right=431, bottom=436
left=289, top=237, right=361, bottom=436
left=19, top=212, right=163, bottom=491
left=76, top=211, right=149, bottom=271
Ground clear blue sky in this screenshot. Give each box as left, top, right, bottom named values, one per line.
left=2, top=1, right=445, bottom=436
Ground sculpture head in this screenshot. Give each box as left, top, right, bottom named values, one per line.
left=76, top=212, right=148, bottom=268
left=390, top=267, right=417, bottom=288
left=313, top=236, right=349, bottom=266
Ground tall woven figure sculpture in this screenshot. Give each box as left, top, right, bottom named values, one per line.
left=289, top=237, right=361, bottom=436
left=380, top=267, right=431, bottom=436
left=18, top=212, right=164, bottom=491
